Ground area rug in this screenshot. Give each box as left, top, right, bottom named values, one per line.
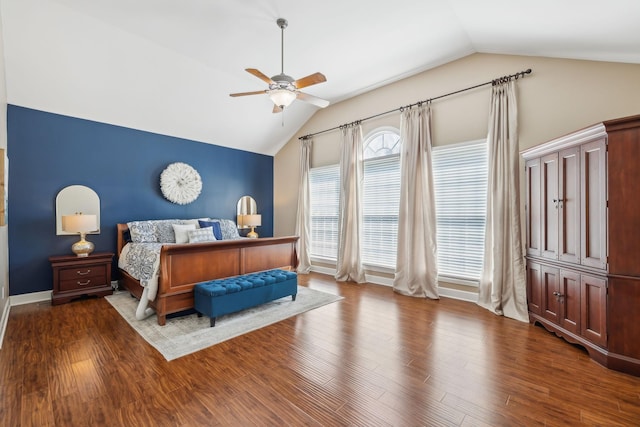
left=105, top=286, right=342, bottom=361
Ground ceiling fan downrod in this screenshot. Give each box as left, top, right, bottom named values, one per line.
left=277, top=18, right=287, bottom=75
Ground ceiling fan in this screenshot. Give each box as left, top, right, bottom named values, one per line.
left=230, top=18, right=329, bottom=113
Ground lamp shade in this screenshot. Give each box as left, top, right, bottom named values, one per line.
left=62, top=214, right=97, bottom=233
left=243, top=214, right=262, bottom=227
left=268, top=89, right=296, bottom=107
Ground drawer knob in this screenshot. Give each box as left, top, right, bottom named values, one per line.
left=77, top=269, right=91, bottom=275
left=77, top=280, right=91, bottom=286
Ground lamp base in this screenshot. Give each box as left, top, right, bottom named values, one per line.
left=72, top=233, right=95, bottom=257
left=247, top=227, right=259, bottom=239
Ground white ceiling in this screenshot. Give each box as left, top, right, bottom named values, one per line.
left=2, top=0, right=639, bottom=155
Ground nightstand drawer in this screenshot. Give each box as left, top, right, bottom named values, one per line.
left=59, top=277, right=107, bottom=292
left=59, top=264, right=106, bottom=282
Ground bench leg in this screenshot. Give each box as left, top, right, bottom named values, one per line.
left=210, top=317, right=216, bottom=327
left=292, top=294, right=297, bottom=301
left=197, top=312, right=202, bottom=318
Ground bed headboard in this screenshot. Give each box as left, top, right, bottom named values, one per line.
left=116, top=223, right=130, bottom=257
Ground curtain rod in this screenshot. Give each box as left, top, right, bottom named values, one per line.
left=299, top=68, right=532, bottom=140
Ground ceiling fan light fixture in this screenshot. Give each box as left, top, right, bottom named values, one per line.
left=229, top=18, right=328, bottom=112
left=268, top=89, right=296, bottom=108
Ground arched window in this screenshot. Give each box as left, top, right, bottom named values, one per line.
left=309, top=127, right=401, bottom=268
left=364, top=128, right=401, bottom=159
left=362, top=128, right=401, bottom=269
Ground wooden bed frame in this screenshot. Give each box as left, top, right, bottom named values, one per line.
left=116, top=223, right=299, bottom=325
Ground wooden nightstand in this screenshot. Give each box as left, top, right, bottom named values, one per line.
left=49, top=252, right=114, bottom=305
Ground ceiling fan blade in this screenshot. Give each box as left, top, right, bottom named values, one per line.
left=229, top=90, right=266, bottom=97
left=272, top=104, right=283, bottom=114
left=293, top=72, right=326, bottom=89
left=246, top=68, right=275, bottom=85
left=297, top=91, right=330, bottom=108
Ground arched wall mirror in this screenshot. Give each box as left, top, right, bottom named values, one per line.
left=236, top=195, right=257, bottom=229
left=56, top=185, right=101, bottom=235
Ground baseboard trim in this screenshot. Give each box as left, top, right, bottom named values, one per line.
left=438, top=286, right=478, bottom=303
left=310, top=265, right=336, bottom=277
left=11, top=290, right=52, bottom=306
left=0, top=298, right=10, bottom=349
left=310, top=266, right=478, bottom=303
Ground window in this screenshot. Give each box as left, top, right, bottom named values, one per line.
left=309, top=128, right=401, bottom=268
left=362, top=128, right=401, bottom=269
left=432, top=139, right=488, bottom=284
left=309, top=164, right=340, bottom=260
left=309, top=131, right=487, bottom=285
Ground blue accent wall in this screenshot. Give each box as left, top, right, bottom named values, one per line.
left=7, top=105, right=274, bottom=296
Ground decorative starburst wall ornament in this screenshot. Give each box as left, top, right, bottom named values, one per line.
left=160, top=162, right=202, bottom=205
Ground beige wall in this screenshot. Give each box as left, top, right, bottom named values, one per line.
left=276, top=53, right=640, bottom=234
left=274, top=53, right=640, bottom=286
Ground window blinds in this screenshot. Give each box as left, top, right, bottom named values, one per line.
left=432, top=139, right=488, bottom=283
left=309, top=155, right=402, bottom=268
left=309, top=164, right=340, bottom=260
left=362, top=154, right=401, bottom=268
left=309, top=138, right=487, bottom=284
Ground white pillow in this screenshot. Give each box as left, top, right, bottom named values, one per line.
left=172, top=223, right=196, bottom=244
left=180, top=219, right=200, bottom=227
left=188, top=227, right=216, bottom=243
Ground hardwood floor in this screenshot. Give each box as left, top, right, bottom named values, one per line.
left=2, top=272, right=640, bottom=426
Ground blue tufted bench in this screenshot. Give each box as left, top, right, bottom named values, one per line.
left=193, top=269, right=298, bottom=327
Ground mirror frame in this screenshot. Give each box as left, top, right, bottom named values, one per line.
left=56, top=185, right=101, bottom=235
left=236, top=195, right=257, bottom=229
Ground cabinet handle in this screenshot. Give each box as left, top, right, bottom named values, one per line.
left=552, top=199, right=566, bottom=208
left=77, top=269, right=91, bottom=275
left=77, top=280, right=91, bottom=286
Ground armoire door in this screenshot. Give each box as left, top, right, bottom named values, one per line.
left=541, top=265, right=560, bottom=324
left=526, top=261, right=542, bottom=315
left=559, top=269, right=580, bottom=335
left=541, top=153, right=558, bottom=260
left=558, top=147, right=581, bottom=264
left=581, top=274, right=607, bottom=347
left=525, top=158, right=542, bottom=257
left=580, top=138, right=607, bottom=270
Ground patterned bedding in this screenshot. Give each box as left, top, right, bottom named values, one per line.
left=117, top=218, right=243, bottom=302
left=118, top=242, right=167, bottom=301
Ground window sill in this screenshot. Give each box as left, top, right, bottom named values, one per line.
left=437, top=275, right=479, bottom=288
left=310, top=259, right=479, bottom=287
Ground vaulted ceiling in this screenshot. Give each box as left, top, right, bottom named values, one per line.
left=2, top=0, right=639, bottom=155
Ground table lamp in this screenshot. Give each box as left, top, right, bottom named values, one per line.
left=243, top=214, right=262, bottom=238
left=62, top=213, right=98, bottom=257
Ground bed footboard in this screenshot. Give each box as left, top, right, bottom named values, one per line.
left=116, top=223, right=299, bottom=325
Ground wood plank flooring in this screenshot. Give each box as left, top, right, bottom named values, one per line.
left=2, top=272, right=640, bottom=426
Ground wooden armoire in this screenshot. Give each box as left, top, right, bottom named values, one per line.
left=522, top=114, right=640, bottom=376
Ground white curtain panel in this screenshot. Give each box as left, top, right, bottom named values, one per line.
left=393, top=104, right=439, bottom=298
left=295, top=138, right=312, bottom=273
left=335, top=124, right=366, bottom=283
left=478, top=80, right=529, bottom=322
